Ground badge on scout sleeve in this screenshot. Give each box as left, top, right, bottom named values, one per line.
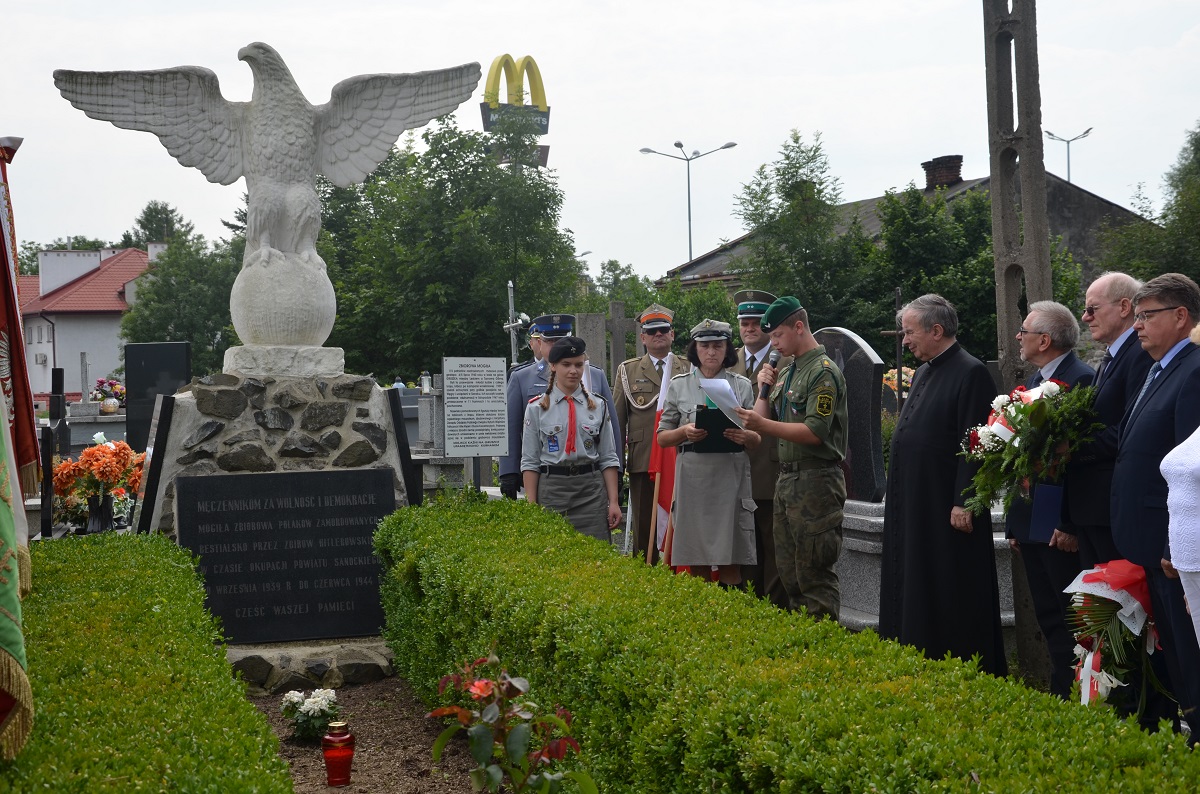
left=816, top=392, right=834, bottom=417
left=547, top=434, right=559, bottom=452
left=637, top=395, right=645, bottom=405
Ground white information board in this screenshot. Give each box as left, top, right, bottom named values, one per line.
left=442, top=357, right=509, bottom=458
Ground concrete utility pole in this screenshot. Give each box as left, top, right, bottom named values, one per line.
left=982, top=0, right=1054, bottom=391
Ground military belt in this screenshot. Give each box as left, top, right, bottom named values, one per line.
left=539, top=463, right=599, bottom=476
left=779, top=460, right=838, bottom=473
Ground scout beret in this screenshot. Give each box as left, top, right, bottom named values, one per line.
left=690, top=318, right=733, bottom=342
left=638, top=303, right=674, bottom=331
left=733, top=289, right=777, bottom=319
left=529, top=314, right=574, bottom=338
left=760, top=296, right=804, bottom=332
left=548, top=336, right=586, bottom=363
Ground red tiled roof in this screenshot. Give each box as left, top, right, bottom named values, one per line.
left=20, top=249, right=149, bottom=315
left=16, top=275, right=38, bottom=311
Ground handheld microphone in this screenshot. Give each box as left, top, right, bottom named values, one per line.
left=759, top=350, right=781, bottom=400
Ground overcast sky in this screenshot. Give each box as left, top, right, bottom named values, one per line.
left=6, top=1, right=1199, bottom=286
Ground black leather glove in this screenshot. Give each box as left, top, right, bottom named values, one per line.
left=499, top=473, right=519, bottom=500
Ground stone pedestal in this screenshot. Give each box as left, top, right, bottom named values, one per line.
left=835, top=499, right=1016, bottom=661
left=223, top=345, right=346, bottom=379
left=140, top=371, right=408, bottom=535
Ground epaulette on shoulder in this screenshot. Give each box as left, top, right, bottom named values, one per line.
left=619, top=356, right=641, bottom=368
left=527, top=395, right=540, bottom=404
left=669, top=371, right=690, bottom=380
left=511, top=360, right=535, bottom=373
left=822, top=358, right=833, bottom=370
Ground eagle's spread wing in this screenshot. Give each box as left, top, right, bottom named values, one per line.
left=53, top=66, right=245, bottom=186
left=314, top=63, right=481, bottom=188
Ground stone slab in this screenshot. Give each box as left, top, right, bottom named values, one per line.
left=225, top=345, right=346, bottom=378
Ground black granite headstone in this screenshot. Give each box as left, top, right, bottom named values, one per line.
left=176, top=468, right=395, bottom=644
left=134, top=393, right=174, bottom=534
left=814, top=327, right=886, bottom=502
left=125, top=342, right=191, bottom=452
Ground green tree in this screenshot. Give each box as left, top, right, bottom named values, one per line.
left=734, top=131, right=865, bottom=323
left=120, top=232, right=241, bottom=375
left=326, top=118, right=583, bottom=379
left=1097, top=121, right=1200, bottom=284
left=118, top=200, right=195, bottom=250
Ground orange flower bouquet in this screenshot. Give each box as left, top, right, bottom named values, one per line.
left=52, top=433, right=145, bottom=533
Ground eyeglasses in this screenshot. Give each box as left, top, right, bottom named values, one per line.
left=1017, top=328, right=1047, bottom=337
left=1133, top=306, right=1181, bottom=323
left=642, top=327, right=672, bottom=336
left=1082, top=300, right=1120, bottom=317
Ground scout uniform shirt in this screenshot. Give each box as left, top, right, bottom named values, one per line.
left=520, top=387, right=620, bottom=473
left=769, top=345, right=848, bottom=463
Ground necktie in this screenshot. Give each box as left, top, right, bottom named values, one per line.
left=655, top=358, right=664, bottom=379
left=1030, top=371, right=1044, bottom=387
left=1131, top=362, right=1162, bottom=414
left=564, top=395, right=577, bottom=455
left=1095, top=350, right=1114, bottom=386
left=747, top=352, right=756, bottom=372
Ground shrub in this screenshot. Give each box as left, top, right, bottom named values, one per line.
left=0, top=534, right=291, bottom=793
left=376, top=491, right=1200, bottom=792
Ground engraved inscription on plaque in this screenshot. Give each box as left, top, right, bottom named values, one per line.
left=176, top=469, right=395, bottom=644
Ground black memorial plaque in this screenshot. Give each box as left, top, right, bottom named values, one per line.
left=176, top=469, right=395, bottom=644
left=125, top=342, right=191, bottom=452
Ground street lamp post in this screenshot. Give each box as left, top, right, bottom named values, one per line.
left=1044, top=127, right=1092, bottom=183
left=640, top=140, right=737, bottom=261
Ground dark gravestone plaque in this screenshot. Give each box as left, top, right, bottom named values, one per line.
left=125, top=342, right=191, bottom=452
left=814, top=327, right=886, bottom=502
left=176, top=469, right=395, bottom=644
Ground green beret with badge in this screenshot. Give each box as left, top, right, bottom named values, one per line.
left=759, top=296, right=804, bottom=332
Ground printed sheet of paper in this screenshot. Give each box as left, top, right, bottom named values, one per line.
left=698, top=378, right=744, bottom=428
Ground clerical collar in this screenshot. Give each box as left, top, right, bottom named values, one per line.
left=927, top=341, right=960, bottom=367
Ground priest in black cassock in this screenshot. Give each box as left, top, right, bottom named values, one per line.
left=879, top=294, right=1007, bottom=676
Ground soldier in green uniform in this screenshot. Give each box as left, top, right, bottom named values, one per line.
left=737, top=296, right=848, bottom=620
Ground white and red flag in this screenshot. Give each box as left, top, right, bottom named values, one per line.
left=646, top=353, right=677, bottom=558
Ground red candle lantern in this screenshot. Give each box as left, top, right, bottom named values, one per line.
left=321, top=721, right=355, bottom=787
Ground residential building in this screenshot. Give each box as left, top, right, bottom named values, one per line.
left=20, top=244, right=162, bottom=405
left=658, top=155, right=1145, bottom=291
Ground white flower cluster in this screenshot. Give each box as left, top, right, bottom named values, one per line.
left=299, top=689, right=338, bottom=716
left=976, top=425, right=1005, bottom=452
left=281, top=690, right=305, bottom=709
left=1040, top=381, right=1061, bottom=398
left=991, top=394, right=1011, bottom=411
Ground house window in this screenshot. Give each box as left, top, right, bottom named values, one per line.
left=47, top=325, right=52, bottom=342
left=36, top=326, right=42, bottom=343
left=25, top=324, right=30, bottom=344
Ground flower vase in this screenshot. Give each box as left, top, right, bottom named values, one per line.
left=100, top=397, right=120, bottom=414
left=85, top=494, right=116, bottom=534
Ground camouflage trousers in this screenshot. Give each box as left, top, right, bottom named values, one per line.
left=773, top=465, right=846, bottom=620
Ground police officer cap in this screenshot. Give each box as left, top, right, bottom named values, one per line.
left=529, top=314, right=575, bottom=339
left=759, top=296, right=804, bottom=332
left=733, top=289, right=777, bottom=320
left=548, top=336, right=587, bottom=363
left=690, top=318, right=733, bottom=342
left=638, top=303, right=674, bottom=332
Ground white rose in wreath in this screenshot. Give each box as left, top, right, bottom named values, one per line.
left=1040, top=381, right=1061, bottom=398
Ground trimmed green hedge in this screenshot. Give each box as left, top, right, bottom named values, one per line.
left=0, top=534, right=291, bottom=793
left=377, top=491, right=1198, bottom=792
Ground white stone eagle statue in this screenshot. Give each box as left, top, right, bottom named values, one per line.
left=54, top=43, right=481, bottom=365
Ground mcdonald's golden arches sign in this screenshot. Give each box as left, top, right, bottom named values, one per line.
left=480, top=54, right=550, bottom=134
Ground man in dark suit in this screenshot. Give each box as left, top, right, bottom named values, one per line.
left=1113, top=272, right=1200, bottom=742
left=1063, top=272, right=1154, bottom=568
left=730, top=290, right=790, bottom=606
left=1006, top=301, right=1094, bottom=698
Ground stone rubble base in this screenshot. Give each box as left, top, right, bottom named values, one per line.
left=228, top=637, right=394, bottom=697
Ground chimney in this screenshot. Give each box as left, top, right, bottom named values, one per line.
left=921, top=155, right=964, bottom=191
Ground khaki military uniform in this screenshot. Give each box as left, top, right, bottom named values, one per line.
left=731, top=345, right=792, bottom=607
left=768, top=345, right=848, bottom=619
left=613, top=353, right=690, bottom=562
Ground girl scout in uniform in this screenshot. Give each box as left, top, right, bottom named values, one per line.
left=521, top=337, right=622, bottom=541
